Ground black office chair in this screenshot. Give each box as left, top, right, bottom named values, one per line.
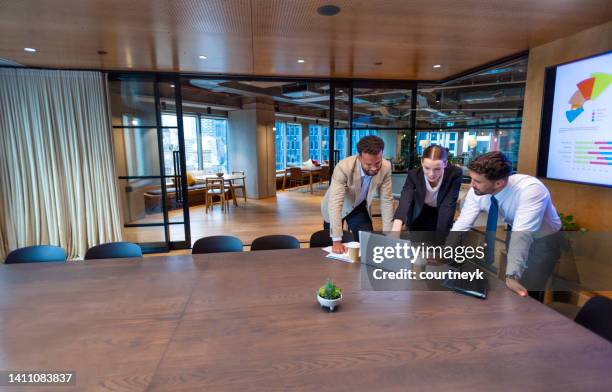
left=84, top=242, right=142, bottom=260
left=4, top=245, right=67, bottom=264
left=574, top=296, right=612, bottom=342
left=192, top=235, right=243, bottom=254
left=251, top=235, right=300, bottom=251
left=309, top=229, right=353, bottom=248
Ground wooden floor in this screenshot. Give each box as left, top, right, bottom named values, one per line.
left=123, top=185, right=386, bottom=254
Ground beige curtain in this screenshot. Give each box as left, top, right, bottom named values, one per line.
left=0, top=68, right=122, bottom=260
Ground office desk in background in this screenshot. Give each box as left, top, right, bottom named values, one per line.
left=1, top=249, right=611, bottom=391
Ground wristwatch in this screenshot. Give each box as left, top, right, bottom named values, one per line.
left=506, top=272, right=521, bottom=280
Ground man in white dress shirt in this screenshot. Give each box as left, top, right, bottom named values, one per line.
left=451, top=151, right=562, bottom=298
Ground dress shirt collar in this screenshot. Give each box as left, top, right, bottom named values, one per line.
left=359, top=163, right=371, bottom=178
left=491, top=176, right=513, bottom=202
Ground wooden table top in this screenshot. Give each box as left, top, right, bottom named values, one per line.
left=195, top=173, right=245, bottom=182
left=299, top=166, right=323, bottom=172
left=1, top=248, right=611, bottom=391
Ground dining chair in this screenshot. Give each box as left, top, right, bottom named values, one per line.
left=5, top=245, right=67, bottom=264
left=85, top=242, right=142, bottom=260
left=231, top=171, right=247, bottom=202
left=309, top=229, right=353, bottom=248
left=192, top=235, right=244, bottom=254
left=251, top=235, right=300, bottom=251
left=276, top=169, right=288, bottom=191
left=206, top=177, right=231, bottom=213
left=574, top=296, right=612, bottom=342
left=315, top=165, right=330, bottom=189
left=287, top=167, right=306, bottom=189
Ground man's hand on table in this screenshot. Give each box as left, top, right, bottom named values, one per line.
left=506, top=277, right=528, bottom=297
left=332, top=241, right=348, bottom=254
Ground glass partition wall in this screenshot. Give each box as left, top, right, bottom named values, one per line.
left=109, top=74, right=191, bottom=252
left=107, top=55, right=527, bottom=251
left=415, top=57, right=526, bottom=171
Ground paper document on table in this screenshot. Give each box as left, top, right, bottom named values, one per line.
left=322, top=242, right=360, bottom=263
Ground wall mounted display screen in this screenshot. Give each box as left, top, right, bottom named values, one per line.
left=538, top=51, right=612, bottom=187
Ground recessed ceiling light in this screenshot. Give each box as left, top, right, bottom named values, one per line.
left=170, top=84, right=175, bottom=88
left=433, top=64, right=441, bottom=68
left=297, top=59, right=305, bottom=63
left=199, top=55, right=207, bottom=60
left=317, top=5, right=341, bottom=16
left=24, top=47, right=36, bottom=53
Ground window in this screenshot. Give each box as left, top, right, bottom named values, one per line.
left=416, top=131, right=459, bottom=156
left=322, top=126, right=330, bottom=161
left=275, top=121, right=302, bottom=169
left=351, top=129, right=379, bottom=155
left=161, top=114, right=179, bottom=175
left=415, top=57, right=527, bottom=170
left=200, top=117, right=228, bottom=173
left=335, top=129, right=348, bottom=161
left=161, top=113, right=228, bottom=175
left=275, top=122, right=286, bottom=170
left=308, top=124, right=330, bottom=162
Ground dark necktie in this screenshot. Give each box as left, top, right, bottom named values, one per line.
left=485, top=195, right=498, bottom=264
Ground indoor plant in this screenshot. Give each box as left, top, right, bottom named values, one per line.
left=317, top=279, right=342, bottom=311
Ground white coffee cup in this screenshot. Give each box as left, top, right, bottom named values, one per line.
left=346, top=242, right=360, bottom=263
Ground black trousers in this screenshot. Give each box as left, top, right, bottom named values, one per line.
left=323, top=200, right=373, bottom=242
left=506, top=230, right=562, bottom=301
left=412, top=204, right=439, bottom=231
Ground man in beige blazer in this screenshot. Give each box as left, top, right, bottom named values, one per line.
left=321, top=135, right=394, bottom=253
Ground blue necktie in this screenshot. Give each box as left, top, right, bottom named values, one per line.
left=485, top=195, right=498, bottom=264
left=355, top=175, right=371, bottom=206
left=486, top=195, right=499, bottom=232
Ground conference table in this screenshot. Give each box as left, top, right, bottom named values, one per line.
left=1, top=249, right=611, bottom=391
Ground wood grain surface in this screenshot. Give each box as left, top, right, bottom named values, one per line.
left=1, top=1, right=611, bottom=79
left=1, top=248, right=611, bottom=391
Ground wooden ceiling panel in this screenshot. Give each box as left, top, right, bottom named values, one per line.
left=0, top=0, right=610, bottom=79
left=0, top=0, right=254, bottom=74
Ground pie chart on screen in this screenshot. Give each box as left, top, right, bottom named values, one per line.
left=566, top=72, right=612, bottom=123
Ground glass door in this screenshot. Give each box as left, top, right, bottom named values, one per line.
left=108, top=74, right=191, bottom=253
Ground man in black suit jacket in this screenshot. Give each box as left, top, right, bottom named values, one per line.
left=392, top=146, right=463, bottom=234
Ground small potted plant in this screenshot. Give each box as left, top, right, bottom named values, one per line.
left=317, top=279, right=342, bottom=311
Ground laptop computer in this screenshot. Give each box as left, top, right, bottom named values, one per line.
left=359, top=231, right=488, bottom=299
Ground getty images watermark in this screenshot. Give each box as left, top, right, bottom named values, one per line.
left=359, top=232, right=489, bottom=291
left=370, top=240, right=485, bottom=281
left=359, top=231, right=612, bottom=292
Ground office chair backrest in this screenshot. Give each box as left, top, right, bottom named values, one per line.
left=251, top=235, right=300, bottom=251
left=574, top=296, right=612, bottom=343
left=84, top=242, right=143, bottom=260
left=5, top=245, right=67, bottom=264
left=192, top=235, right=243, bottom=254
left=309, top=229, right=353, bottom=248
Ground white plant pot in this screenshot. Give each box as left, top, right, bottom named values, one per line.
left=317, top=293, right=342, bottom=311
